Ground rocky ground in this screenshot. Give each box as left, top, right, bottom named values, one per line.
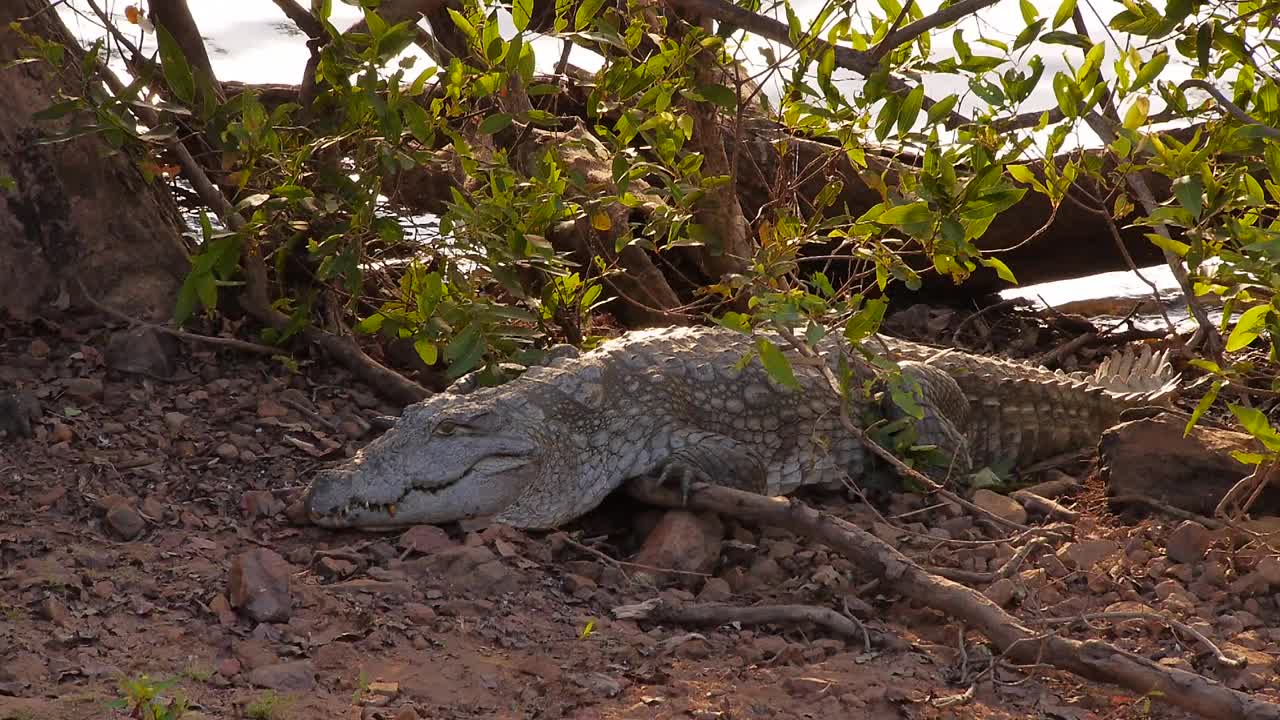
left=2, top=311, right=1280, bottom=720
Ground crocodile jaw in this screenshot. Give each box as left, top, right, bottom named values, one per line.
left=305, top=453, right=539, bottom=528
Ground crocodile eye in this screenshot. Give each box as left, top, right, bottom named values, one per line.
left=435, top=421, right=458, bottom=436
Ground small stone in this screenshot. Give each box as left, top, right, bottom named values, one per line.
left=208, top=594, right=236, bottom=625
left=783, top=676, right=834, bottom=697
left=1256, top=556, right=1280, bottom=587
left=240, top=490, right=284, bottom=520
left=404, top=603, right=437, bottom=624
left=50, top=422, right=73, bottom=443
left=1057, top=539, right=1120, bottom=571
left=247, top=661, right=315, bottom=691
left=697, top=577, right=731, bottom=602
left=394, top=706, right=419, bottom=720
left=216, top=658, right=241, bottom=677
left=92, top=580, right=115, bottom=599
left=564, top=574, right=597, bottom=596
left=32, top=486, right=66, bottom=507
left=228, top=549, right=293, bottom=622
left=141, top=496, right=165, bottom=521
left=971, top=489, right=1027, bottom=525
left=105, top=503, right=146, bottom=540
left=257, top=398, right=289, bottom=418
left=163, top=412, right=189, bottom=433
left=39, top=597, right=71, bottom=626
left=214, top=443, right=239, bottom=461
left=398, top=525, right=455, bottom=554
left=984, top=578, right=1019, bottom=607
left=1166, top=521, right=1213, bottom=564
left=29, top=338, right=50, bottom=359
left=105, top=327, right=177, bottom=379
left=65, top=378, right=104, bottom=400
left=632, top=510, right=724, bottom=578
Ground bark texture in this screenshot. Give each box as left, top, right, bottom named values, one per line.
left=0, top=0, right=187, bottom=321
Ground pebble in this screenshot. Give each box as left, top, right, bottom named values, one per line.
left=404, top=603, right=437, bottom=624
left=105, top=503, right=146, bottom=540
left=214, top=443, right=240, bottom=461
left=971, top=489, right=1027, bottom=525
left=984, top=578, right=1018, bottom=607
left=1166, top=521, right=1213, bottom=564
left=50, top=422, right=73, bottom=443
left=256, top=398, right=289, bottom=418
left=228, top=549, right=293, bottom=622
left=65, top=378, right=104, bottom=400
left=1056, top=539, right=1119, bottom=571
left=247, top=661, right=316, bottom=691
left=163, top=412, right=189, bottom=433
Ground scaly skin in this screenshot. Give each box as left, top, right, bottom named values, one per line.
left=303, top=326, right=1176, bottom=529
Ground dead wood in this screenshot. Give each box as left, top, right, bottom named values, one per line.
left=612, top=597, right=882, bottom=649
left=626, top=480, right=1280, bottom=720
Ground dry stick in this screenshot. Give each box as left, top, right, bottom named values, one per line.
left=75, top=278, right=281, bottom=357
left=1010, top=490, right=1080, bottom=524
left=626, top=480, right=1280, bottom=720
left=1034, top=331, right=1097, bottom=369
left=612, top=598, right=878, bottom=649
left=1031, top=612, right=1244, bottom=669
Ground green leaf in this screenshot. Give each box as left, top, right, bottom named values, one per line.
left=447, top=9, right=478, bottom=43
left=756, top=338, right=799, bottom=388
left=889, top=380, right=924, bottom=420
left=414, top=338, right=439, bottom=366
left=575, top=0, right=606, bottom=30
left=1184, top=379, right=1220, bottom=435
left=844, top=299, right=887, bottom=343
left=1229, top=403, right=1280, bottom=452
left=155, top=24, right=196, bottom=104
left=876, top=201, right=932, bottom=225
left=979, top=257, right=1018, bottom=284
left=1145, top=232, right=1190, bottom=256
left=512, top=0, right=533, bottom=31
left=478, top=112, right=513, bottom=134
left=354, top=313, right=386, bottom=334
left=897, top=85, right=924, bottom=136
left=1131, top=50, right=1168, bottom=91
left=697, top=84, right=737, bottom=111
left=1172, top=174, right=1203, bottom=218
left=1040, top=31, right=1093, bottom=49
left=1227, top=303, right=1272, bottom=352
left=1052, top=0, right=1077, bottom=29
left=925, top=94, right=959, bottom=125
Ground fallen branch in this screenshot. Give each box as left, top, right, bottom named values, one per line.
left=75, top=278, right=281, bottom=357
left=627, top=480, right=1280, bottom=720
left=612, top=597, right=881, bottom=651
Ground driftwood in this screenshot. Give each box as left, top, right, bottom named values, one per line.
left=627, top=480, right=1280, bottom=720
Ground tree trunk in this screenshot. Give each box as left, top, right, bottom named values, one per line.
left=0, top=0, right=187, bottom=321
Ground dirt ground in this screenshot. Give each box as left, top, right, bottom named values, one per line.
left=2, top=312, right=1278, bottom=720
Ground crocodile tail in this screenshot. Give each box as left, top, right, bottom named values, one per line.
left=1064, top=343, right=1180, bottom=402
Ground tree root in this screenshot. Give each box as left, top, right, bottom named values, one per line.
left=626, top=480, right=1280, bottom=720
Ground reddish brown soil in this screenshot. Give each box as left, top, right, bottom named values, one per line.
left=1, top=315, right=1274, bottom=720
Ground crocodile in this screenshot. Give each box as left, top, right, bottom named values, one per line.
left=303, top=326, right=1178, bottom=530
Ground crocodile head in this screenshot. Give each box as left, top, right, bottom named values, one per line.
left=304, top=392, right=546, bottom=529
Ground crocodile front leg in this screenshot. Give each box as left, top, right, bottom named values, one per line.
left=882, top=361, right=974, bottom=479
left=646, top=434, right=769, bottom=502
